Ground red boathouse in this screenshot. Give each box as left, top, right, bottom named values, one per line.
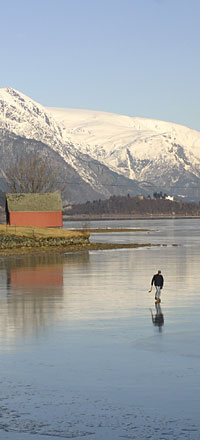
left=6, top=192, right=63, bottom=227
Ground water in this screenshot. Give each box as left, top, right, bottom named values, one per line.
left=0, top=219, right=200, bottom=439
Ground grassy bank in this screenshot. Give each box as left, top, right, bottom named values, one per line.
left=0, top=224, right=154, bottom=256
left=0, top=224, right=88, bottom=239
left=0, top=224, right=90, bottom=254
left=0, top=224, right=176, bottom=257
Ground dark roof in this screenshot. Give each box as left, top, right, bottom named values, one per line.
left=6, top=192, right=63, bottom=212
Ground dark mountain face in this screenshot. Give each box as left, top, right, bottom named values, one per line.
left=0, top=130, right=142, bottom=203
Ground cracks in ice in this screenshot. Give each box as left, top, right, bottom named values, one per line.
left=0, top=392, right=199, bottom=439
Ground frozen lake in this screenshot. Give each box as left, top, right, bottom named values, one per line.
left=0, top=218, right=200, bottom=439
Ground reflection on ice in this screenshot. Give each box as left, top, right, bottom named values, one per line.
left=0, top=254, right=64, bottom=345
left=150, top=303, right=164, bottom=332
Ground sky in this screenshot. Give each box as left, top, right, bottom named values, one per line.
left=0, top=0, right=200, bottom=131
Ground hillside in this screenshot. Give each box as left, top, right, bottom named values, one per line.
left=64, top=195, right=200, bottom=218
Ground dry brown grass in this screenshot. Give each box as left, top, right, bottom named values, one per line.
left=0, top=224, right=89, bottom=239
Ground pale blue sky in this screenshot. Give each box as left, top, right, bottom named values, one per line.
left=0, top=0, right=200, bottom=130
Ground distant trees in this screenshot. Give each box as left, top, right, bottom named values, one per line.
left=64, top=194, right=200, bottom=217
left=153, top=191, right=168, bottom=199
left=4, top=152, right=66, bottom=194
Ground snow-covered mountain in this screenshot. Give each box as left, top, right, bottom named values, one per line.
left=0, top=86, right=200, bottom=203
left=48, top=107, right=200, bottom=201
left=0, top=87, right=143, bottom=202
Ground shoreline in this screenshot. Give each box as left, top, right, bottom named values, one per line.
left=76, top=228, right=150, bottom=233
left=0, top=224, right=178, bottom=257
left=63, top=215, right=200, bottom=221
left=0, top=241, right=178, bottom=258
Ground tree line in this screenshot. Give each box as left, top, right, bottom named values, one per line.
left=64, top=194, right=200, bottom=216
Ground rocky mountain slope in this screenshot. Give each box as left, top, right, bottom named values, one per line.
left=0, top=87, right=200, bottom=203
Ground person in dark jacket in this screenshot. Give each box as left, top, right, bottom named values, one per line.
left=150, top=270, right=164, bottom=302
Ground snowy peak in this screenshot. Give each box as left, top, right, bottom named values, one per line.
left=0, top=87, right=49, bottom=123
left=0, top=87, right=64, bottom=148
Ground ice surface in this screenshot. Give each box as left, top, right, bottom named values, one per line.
left=0, top=219, right=199, bottom=439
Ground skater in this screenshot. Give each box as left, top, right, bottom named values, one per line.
left=149, top=270, right=164, bottom=302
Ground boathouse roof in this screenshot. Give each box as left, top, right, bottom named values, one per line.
left=6, top=192, right=63, bottom=212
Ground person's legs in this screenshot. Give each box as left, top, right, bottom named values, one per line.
left=155, top=285, right=161, bottom=300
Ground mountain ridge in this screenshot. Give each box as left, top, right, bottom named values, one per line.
left=47, top=105, right=200, bottom=183
left=1, top=87, right=200, bottom=203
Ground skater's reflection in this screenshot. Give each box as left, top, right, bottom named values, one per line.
left=150, top=303, right=164, bottom=332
